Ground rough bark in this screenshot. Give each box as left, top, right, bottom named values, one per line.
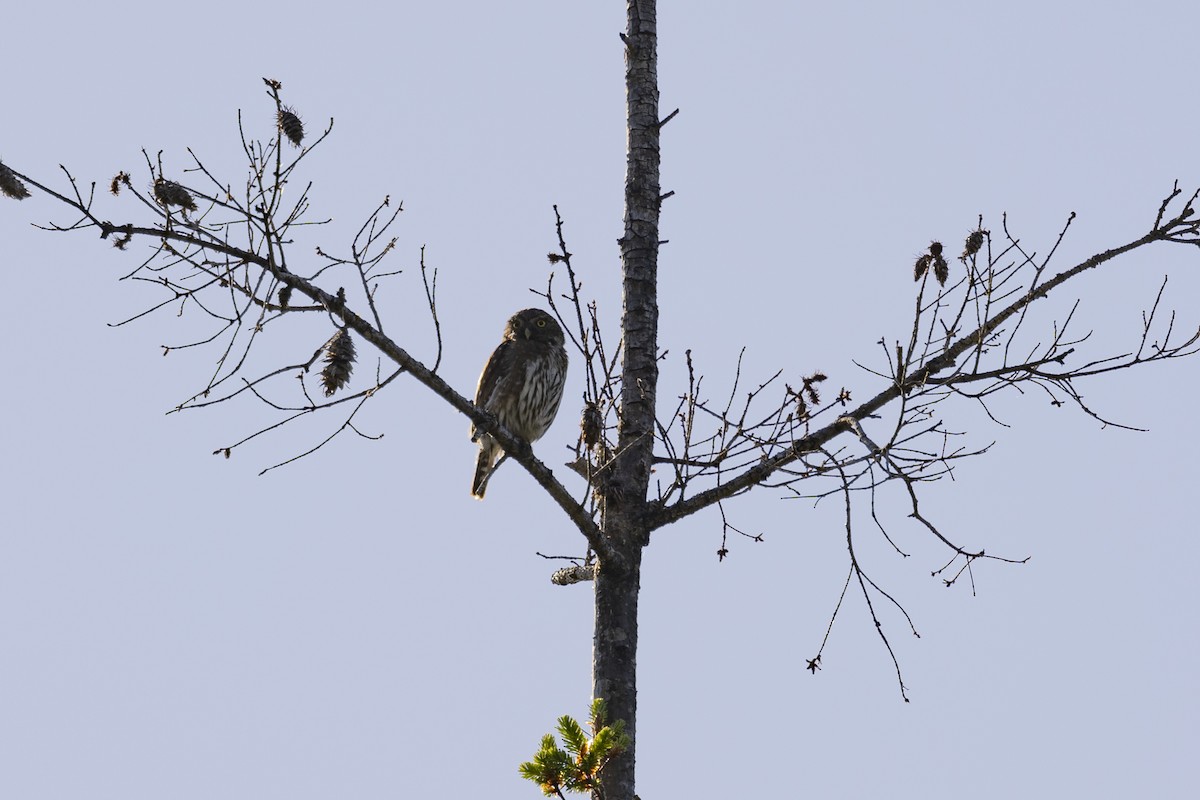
left=594, top=2, right=661, bottom=799
left=592, top=545, right=643, bottom=799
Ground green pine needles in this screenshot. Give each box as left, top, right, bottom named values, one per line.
left=518, top=698, right=630, bottom=798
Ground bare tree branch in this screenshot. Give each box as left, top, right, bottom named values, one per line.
left=649, top=185, right=1200, bottom=531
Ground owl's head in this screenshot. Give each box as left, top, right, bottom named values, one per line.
left=504, top=308, right=566, bottom=346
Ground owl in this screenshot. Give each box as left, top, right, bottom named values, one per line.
left=470, top=308, right=569, bottom=498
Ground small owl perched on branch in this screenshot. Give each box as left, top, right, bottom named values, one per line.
left=471, top=308, right=569, bottom=499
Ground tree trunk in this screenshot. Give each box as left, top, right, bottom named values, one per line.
left=592, top=543, right=644, bottom=800
left=594, top=1, right=661, bottom=799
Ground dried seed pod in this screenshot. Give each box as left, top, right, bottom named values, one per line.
left=914, top=253, right=932, bottom=281
left=801, top=372, right=826, bottom=405
left=928, top=241, right=944, bottom=257
left=320, top=328, right=356, bottom=396
left=933, top=254, right=949, bottom=286
left=0, top=161, right=31, bottom=200
left=110, top=171, right=131, bottom=196
left=153, top=177, right=197, bottom=211
left=581, top=401, right=603, bottom=449
left=278, top=106, right=304, bottom=147
left=961, top=229, right=985, bottom=261
left=795, top=393, right=809, bottom=421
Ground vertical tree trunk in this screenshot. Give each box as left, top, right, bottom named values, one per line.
left=594, top=2, right=661, bottom=799
left=592, top=545, right=643, bottom=800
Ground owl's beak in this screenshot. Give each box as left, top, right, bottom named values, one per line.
left=524, top=328, right=533, bottom=340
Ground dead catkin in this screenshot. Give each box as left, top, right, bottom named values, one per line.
left=110, top=171, right=131, bottom=196
left=153, top=177, right=197, bottom=211
left=933, top=254, right=949, bottom=286
left=0, top=161, right=31, bottom=200
left=278, top=107, right=304, bottom=147
left=914, top=253, right=932, bottom=281
left=581, top=401, right=603, bottom=450
left=916, top=241, right=951, bottom=285
left=320, top=328, right=356, bottom=396
left=961, top=229, right=985, bottom=261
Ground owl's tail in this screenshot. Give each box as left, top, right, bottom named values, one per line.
left=472, top=441, right=498, bottom=499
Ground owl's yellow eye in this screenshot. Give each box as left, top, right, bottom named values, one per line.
left=536, top=319, right=547, bottom=327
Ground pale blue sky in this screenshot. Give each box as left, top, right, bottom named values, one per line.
left=3, top=2, right=1198, bottom=798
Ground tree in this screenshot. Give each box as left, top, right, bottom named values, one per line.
left=4, top=3, right=1199, bottom=799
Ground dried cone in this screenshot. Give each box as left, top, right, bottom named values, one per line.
left=320, top=328, right=356, bottom=396
left=278, top=107, right=305, bottom=147
left=153, top=177, right=197, bottom=211
left=932, top=254, right=949, bottom=286
left=0, top=161, right=31, bottom=200
left=581, top=402, right=603, bottom=450
left=961, top=229, right=985, bottom=261
left=914, top=253, right=932, bottom=281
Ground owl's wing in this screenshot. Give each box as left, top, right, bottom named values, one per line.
left=471, top=339, right=517, bottom=439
